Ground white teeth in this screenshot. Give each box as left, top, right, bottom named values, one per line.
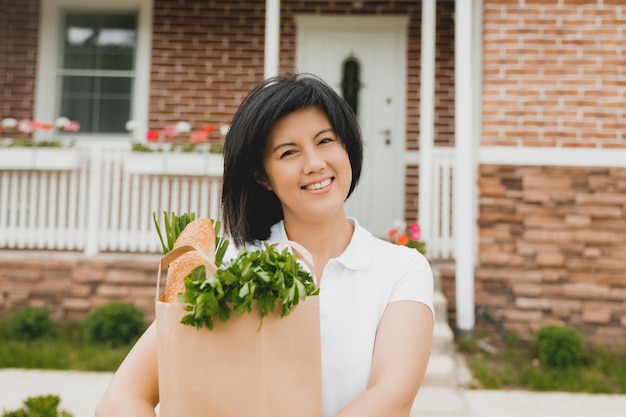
left=304, top=178, right=332, bottom=190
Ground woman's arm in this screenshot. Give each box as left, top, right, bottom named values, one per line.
left=95, top=321, right=160, bottom=417
left=335, top=301, right=434, bottom=417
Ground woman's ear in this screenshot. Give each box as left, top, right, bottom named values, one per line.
left=254, top=171, right=272, bottom=191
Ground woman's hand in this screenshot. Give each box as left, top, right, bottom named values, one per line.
left=335, top=301, right=434, bottom=417
left=95, top=321, right=160, bottom=417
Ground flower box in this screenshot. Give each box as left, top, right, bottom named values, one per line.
left=0, top=148, right=81, bottom=170
left=124, top=152, right=223, bottom=176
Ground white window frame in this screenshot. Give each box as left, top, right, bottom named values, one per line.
left=35, top=0, right=152, bottom=144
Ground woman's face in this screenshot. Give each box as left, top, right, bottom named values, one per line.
left=261, top=106, right=352, bottom=224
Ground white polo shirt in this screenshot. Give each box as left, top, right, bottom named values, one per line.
left=225, top=218, right=434, bottom=417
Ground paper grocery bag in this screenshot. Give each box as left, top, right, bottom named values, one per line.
left=155, top=245, right=322, bottom=417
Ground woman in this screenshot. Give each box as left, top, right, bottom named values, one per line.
left=96, top=73, right=434, bottom=417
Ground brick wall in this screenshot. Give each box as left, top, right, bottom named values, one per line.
left=0, top=0, right=39, bottom=120
left=482, top=0, right=626, bottom=149
left=474, top=165, right=626, bottom=344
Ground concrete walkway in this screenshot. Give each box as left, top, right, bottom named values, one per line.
left=1, top=368, right=626, bottom=417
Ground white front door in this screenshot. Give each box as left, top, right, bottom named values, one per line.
left=295, top=16, right=408, bottom=238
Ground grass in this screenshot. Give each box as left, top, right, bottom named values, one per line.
left=0, top=318, right=133, bottom=372
left=2, top=312, right=625, bottom=396
left=457, top=330, right=626, bottom=394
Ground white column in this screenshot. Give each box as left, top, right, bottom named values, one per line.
left=454, top=0, right=477, bottom=335
left=264, top=0, right=280, bottom=78
left=418, top=0, right=436, bottom=252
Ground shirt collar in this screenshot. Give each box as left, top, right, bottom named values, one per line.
left=269, top=218, right=374, bottom=272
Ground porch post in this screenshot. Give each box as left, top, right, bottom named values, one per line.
left=264, top=0, right=280, bottom=78
left=418, top=0, right=436, bottom=253
left=454, top=0, right=477, bottom=335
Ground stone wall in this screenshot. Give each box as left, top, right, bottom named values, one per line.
left=0, top=251, right=163, bottom=322
left=475, top=164, right=626, bottom=344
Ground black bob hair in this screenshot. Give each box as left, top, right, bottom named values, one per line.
left=221, top=73, right=363, bottom=247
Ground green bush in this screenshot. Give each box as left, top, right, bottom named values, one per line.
left=9, top=306, right=54, bottom=340
left=83, top=302, right=146, bottom=347
left=0, top=394, right=73, bottom=417
left=534, top=325, right=584, bottom=369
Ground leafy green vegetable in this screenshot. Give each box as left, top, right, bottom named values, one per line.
left=180, top=242, right=319, bottom=331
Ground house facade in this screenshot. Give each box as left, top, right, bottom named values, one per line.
left=1, top=0, right=624, bottom=345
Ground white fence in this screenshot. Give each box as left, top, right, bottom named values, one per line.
left=0, top=146, right=455, bottom=258
left=0, top=147, right=223, bottom=255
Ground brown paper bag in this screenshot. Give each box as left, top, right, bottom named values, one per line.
left=155, top=244, right=322, bottom=417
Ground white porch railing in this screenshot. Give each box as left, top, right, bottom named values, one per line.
left=0, top=146, right=224, bottom=256
left=0, top=146, right=455, bottom=258
left=428, top=147, right=455, bottom=260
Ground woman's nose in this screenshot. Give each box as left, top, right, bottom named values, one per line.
left=303, top=149, right=326, bottom=173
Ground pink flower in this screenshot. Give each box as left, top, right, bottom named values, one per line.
left=18, top=119, right=33, bottom=134
left=65, top=121, right=80, bottom=132
left=190, top=130, right=209, bottom=144
left=408, top=222, right=421, bottom=241
left=163, top=125, right=177, bottom=139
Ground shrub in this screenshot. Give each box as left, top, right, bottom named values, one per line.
left=9, top=306, right=54, bottom=340
left=83, top=302, right=146, bottom=347
left=534, top=325, right=584, bottom=370
left=0, top=394, right=74, bottom=417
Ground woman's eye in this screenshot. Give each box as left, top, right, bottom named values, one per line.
left=279, top=149, right=297, bottom=159
left=318, top=137, right=334, bottom=145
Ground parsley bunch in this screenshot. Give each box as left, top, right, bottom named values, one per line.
left=180, top=242, right=319, bottom=331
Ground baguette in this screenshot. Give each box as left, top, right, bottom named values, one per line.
left=165, top=217, right=216, bottom=303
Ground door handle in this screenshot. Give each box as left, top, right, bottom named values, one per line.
left=380, top=129, right=391, bottom=146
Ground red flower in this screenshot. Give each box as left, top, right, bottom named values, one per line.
left=396, top=234, right=410, bottom=246
left=146, top=130, right=160, bottom=142
left=202, top=124, right=216, bottom=134
left=30, top=121, right=54, bottom=130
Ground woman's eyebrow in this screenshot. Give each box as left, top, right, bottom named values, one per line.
left=313, top=128, right=334, bottom=139
left=270, top=128, right=335, bottom=153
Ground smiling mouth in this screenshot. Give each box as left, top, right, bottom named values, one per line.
left=302, top=177, right=333, bottom=190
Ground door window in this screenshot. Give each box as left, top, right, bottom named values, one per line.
left=341, top=57, right=361, bottom=116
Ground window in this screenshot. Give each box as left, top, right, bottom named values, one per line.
left=36, top=0, right=151, bottom=141
left=59, top=12, right=137, bottom=134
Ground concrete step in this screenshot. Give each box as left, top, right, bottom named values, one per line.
left=432, top=321, right=455, bottom=356
left=411, top=386, right=470, bottom=417
left=433, top=290, right=449, bottom=322
left=422, top=354, right=459, bottom=388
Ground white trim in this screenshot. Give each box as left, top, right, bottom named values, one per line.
left=418, top=0, right=436, bottom=252
left=479, top=146, right=626, bottom=167
left=454, top=0, right=477, bottom=334
left=294, top=15, right=409, bottom=31
left=35, top=0, right=152, bottom=143
left=264, top=0, right=280, bottom=78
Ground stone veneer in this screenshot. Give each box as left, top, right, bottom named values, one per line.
left=0, top=251, right=163, bottom=322
left=474, top=164, right=626, bottom=344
